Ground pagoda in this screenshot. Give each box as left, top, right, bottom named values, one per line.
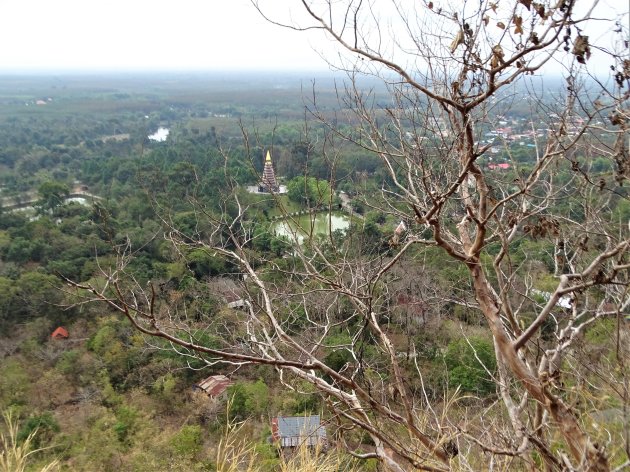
left=259, top=150, right=279, bottom=193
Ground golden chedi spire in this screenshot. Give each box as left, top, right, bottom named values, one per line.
left=261, top=150, right=279, bottom=192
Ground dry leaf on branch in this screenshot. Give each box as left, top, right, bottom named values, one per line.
left=514, top=15, right=524, bottom=34
left=572, top=35, right=591, bottom=64
left=491, top=45, right=505, bottom=68
left=610, top=112, right=626, bottom=126
left=497, top=22, right=506, bottom=30
left=533, top=2, right=546, bottom=18
left=450, top=29, right=465, bottom=53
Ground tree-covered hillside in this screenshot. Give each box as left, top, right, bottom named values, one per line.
left=1, top=3, right=629, bottom=467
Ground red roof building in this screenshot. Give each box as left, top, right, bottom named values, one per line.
left=193, top=375, right=233, bottom=399
left=51, top=327, right=69, bottom=339
left=488, top=163, right=511, bottom=170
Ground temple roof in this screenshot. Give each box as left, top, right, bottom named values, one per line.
left=262, top=150, right=278, bottom=192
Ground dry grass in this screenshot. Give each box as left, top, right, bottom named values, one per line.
left=214, top=402, right=359, bottom=472
left=278, top=442, right=359, bottom=472
left=214, top=416, right=259, bottom=472
left=0, top=410, right=59, bottom=472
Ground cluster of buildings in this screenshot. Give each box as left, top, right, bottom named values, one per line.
left=190, top=278, right=327, bottom=451
left=193, top=373, right=326, bottom=450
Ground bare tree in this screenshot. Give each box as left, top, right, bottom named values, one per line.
left=68, top=1, right=630, bottom=470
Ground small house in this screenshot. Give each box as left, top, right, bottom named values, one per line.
left=488, top=163, right=511, bottom=170
left=51, top=327, right=69, bottom=339
left=271, top=415, right=326, bottom=448
left=192, top=375, right=233, bottom=399
left=395, top=293, right=428, bottom=324
left=531, top=289, right=572, bottom=309
left=227, top=298, right=252, bottom=310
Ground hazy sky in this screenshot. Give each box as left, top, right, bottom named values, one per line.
left=0, top=0, right=626, bottom=73
left=0, top=0, right=332, bottom=71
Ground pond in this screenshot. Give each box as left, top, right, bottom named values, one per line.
left=148, top=127, right=169, bottom=142
left=271, top=212, right=350, bottom=244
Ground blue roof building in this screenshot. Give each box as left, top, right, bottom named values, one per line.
left=271, top=415, right=326, bottom=448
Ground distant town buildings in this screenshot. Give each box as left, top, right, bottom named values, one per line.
left=488, top=163, right=511, bottom=170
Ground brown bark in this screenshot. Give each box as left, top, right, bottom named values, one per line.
left=468, top=261, right=610, bottom=470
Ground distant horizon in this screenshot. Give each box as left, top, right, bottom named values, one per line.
left=0, top=67, right=337, bottom=76
left=0, top=67, right=568, bottom=80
